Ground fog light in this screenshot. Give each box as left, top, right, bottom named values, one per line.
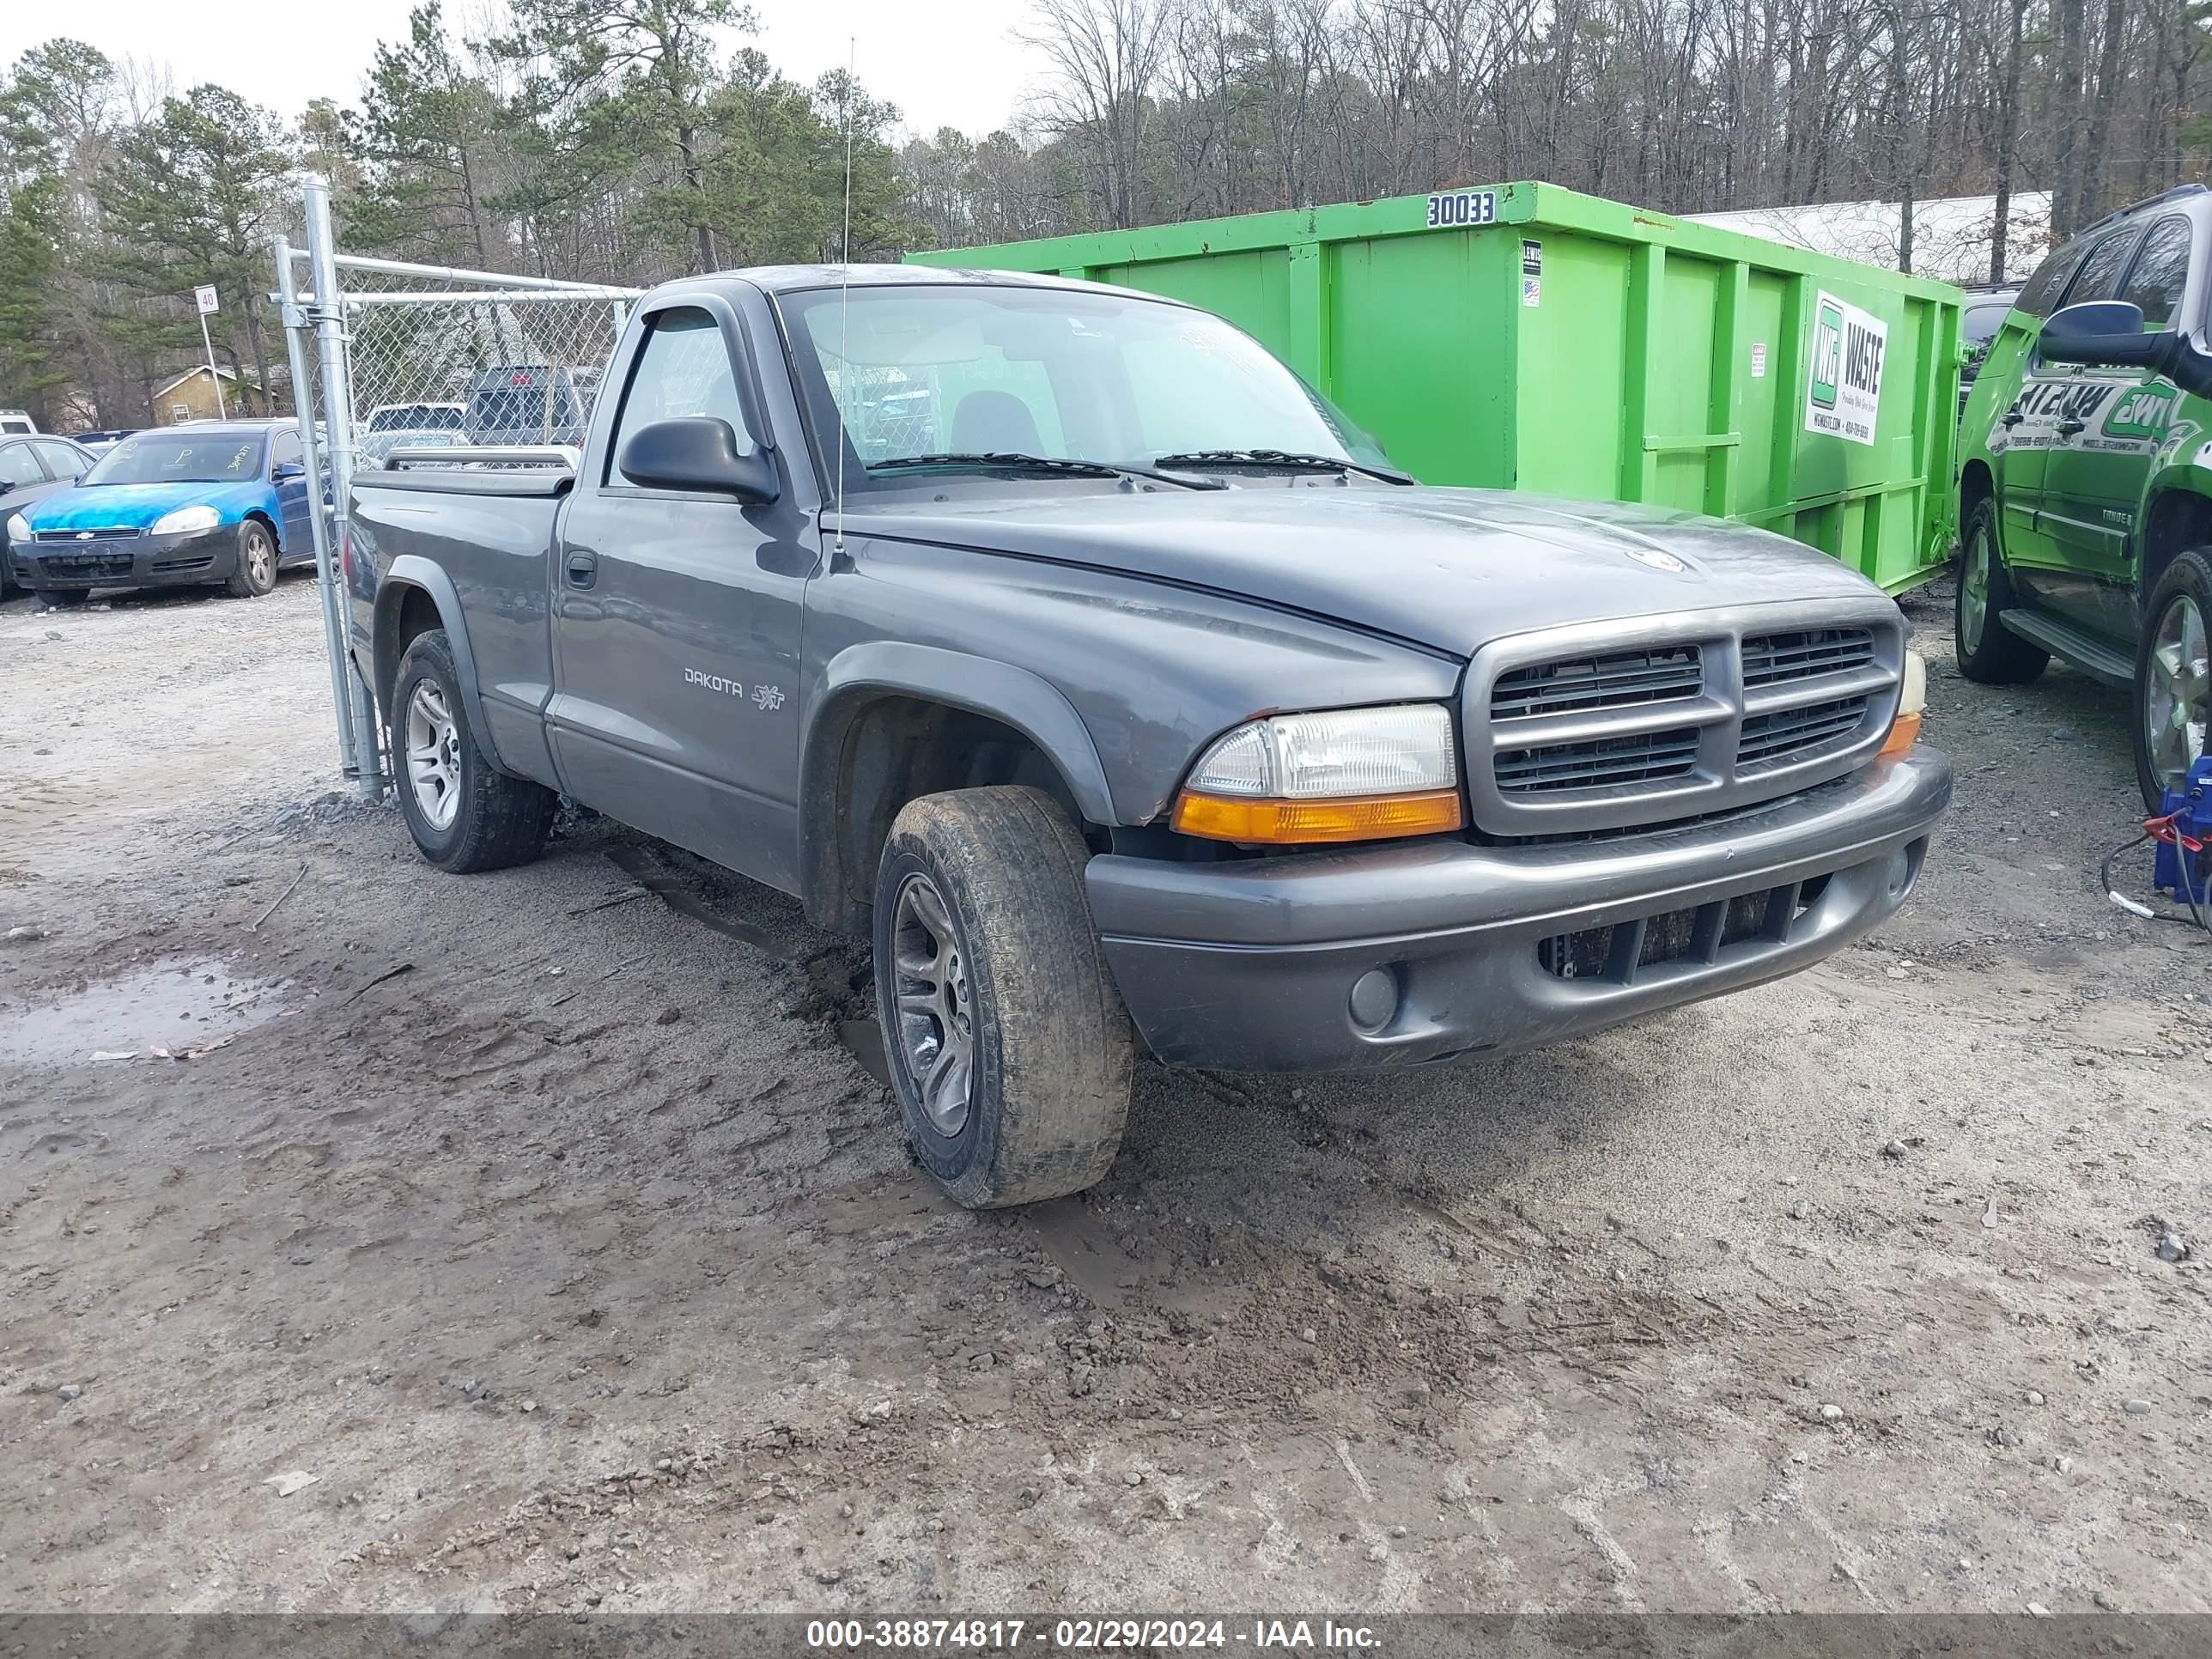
left=1886, top=842, right=1923, bottom=899
left=1349, top=967, right=1399, bottom=1031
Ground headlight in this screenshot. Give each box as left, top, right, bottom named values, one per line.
left=151, top=505, right=221, bottom=536
left=5, top=513, right=27, bottom=544
left=1877, top=648, right=1926, bottom=760
left=1171, top=703, right=1463, bottom=843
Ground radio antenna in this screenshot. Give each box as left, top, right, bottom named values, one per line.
left=832, top=35, right=856, bottom=555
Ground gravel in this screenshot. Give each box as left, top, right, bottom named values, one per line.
left=3, top=573, right=2209, bottom=1614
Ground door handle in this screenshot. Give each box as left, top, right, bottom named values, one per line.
left=565, top=549, right=599, bottom=589
left=2055, top=419, right=2086, bottom=437
left=2000, top=411, right=2024, bottom=428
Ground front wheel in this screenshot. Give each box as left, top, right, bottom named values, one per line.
left=2135, top=549, right=2212, bottom=812
left=389, top=628, right=556, bottom=872
left=873, top=786, right=1133, bottom=1208
left=1954, top=498, right=2048, bottom=684
left=224, top=520, right=278, bottom=599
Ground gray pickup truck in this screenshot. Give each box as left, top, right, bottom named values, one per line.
left=346, top=265, right=1951, bottom=1207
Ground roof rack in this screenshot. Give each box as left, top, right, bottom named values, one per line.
left=2077, top=182, right=2209, bottom=239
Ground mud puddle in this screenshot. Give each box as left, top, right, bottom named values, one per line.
left=0, top=956, right=289, bottom=1066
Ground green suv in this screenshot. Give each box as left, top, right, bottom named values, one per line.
left=1957, top=184, right=2212, bottom=809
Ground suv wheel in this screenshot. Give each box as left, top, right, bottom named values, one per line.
left=2134, top=549, right=2212, bottom=812
left=1954, top=498, right=2049, bottom=684
left=872, top=785, right=1133, bottom=1208
left=390, top=629, right=556, bottom=872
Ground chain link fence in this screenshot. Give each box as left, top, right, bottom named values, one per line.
left=275, top=178, right=643, bottom=793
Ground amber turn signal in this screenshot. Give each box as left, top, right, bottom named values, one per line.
left=1171, top=787, right=1465, bottom=844
left=1876, top=708, right=1923, bottom=760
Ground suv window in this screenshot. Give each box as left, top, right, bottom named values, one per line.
left=2120, top=216, right=2194, bottom=330
left=610, top=307, right=752, bottom=487
left=2015, top=241, right=2090, bottom=319
left=2062, top=229, right=2144, bottom=308
left=31, top=439, right=87, bottom=480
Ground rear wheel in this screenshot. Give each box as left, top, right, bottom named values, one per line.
left=224, top=520, right=278, bottom=599
left=1954, top=498, right=2049, bottom=684
left=389, top=629, right=556, bottom=872
left=872, top=785, right=1133, bottom=1208
left=2134, top=550, right=2212, bottom=812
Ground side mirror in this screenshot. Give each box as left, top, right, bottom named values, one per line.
left=271, top=462, right=306, bottom=483
left=0, top=478, right=14, bottom=496
left=2039, top=301, right=2166, bottom=370
left=616, top=416, right=779, bottom=504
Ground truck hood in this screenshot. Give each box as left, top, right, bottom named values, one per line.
left=854, top=485, right=1889, bottom=656
left=24, top=481, right=262, bottom=532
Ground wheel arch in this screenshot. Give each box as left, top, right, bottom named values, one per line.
left=799, top=643, right=1118, bottom=934
left=2138, top=467, right=2212, bottom=602
left=371, top=556, right=507, bottom=773
left=1959, top=458, right=1995, bottom=537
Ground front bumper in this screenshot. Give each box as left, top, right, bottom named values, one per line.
left=9, top=526, right=236, bottom=591
left=1086, top=750, right=1952, bottom=1071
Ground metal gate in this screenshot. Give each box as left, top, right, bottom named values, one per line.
left=274, top=178, right=643, bottom=794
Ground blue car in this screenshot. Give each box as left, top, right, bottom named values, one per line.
left=3, top=420, right=319, bottom=605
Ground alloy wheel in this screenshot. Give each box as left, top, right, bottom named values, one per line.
left=1960, top=524, right=1990, bottom=654
left=2146, top=592, right=2209, bottom=794
left=890, top=872, right=975, bottom=1137
left=404, top=679, right=463, bottom=831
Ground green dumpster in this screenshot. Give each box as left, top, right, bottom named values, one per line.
left=907, top=181, right=1963, bottom=592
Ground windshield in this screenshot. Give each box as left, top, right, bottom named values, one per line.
left=82, top=433, right=264, bottom=486
left=362, top=429, right=463, bottom=462
left=776, top=284, right=1390, bottom=490
left=1963, top=301, right=2013, bottom=348
left=369, top=404, right=463, bottom=432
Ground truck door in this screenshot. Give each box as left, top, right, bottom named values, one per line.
left=547, top=296, right=814, bottom=893
left=2001, top=225, right=2142, bottom=625
left=2040, top=213, right=2198, bottom=644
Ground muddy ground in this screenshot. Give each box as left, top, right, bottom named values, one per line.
left=2, top=574, right=2209, bottom=1620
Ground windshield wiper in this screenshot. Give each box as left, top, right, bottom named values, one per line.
left=1152, top=448, right=1413, bottom=485
left=866, top=452, right=1224, bottom=489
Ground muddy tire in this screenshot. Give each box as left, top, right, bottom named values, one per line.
left=224, top=520, right=279, bottom=599
left=872, top=785, right=1133, bottom=1208
left=390, top=628, right=556, bottom=873
left=1954, top=498, right=2048, bottom=684
left=2133, top=548, right=2212, bottom=813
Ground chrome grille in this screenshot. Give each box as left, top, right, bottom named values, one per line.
left=34, top=526, right=143, bottom=543
left=1491, top=645, right=1702, bottom=720
left=1497, top=728, right=1700, bottom=794
left=1737, top=696, right=1871, bottom=772
left=1463, top=601, right=1905, bottom=836
left=1742, top=627, right=1875, bottom=687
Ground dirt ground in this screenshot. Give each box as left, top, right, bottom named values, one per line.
left=3, top=572, right=2209, bottom=1620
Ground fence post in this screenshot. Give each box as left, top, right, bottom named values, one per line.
left=302, top=175, right=386, bottom=797
left=276, top=231, right=362, bottom=787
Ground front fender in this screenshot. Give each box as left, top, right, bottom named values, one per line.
left=798, top=641, right=1118, bottom=931
left=372, top=555, right=506, bottom=773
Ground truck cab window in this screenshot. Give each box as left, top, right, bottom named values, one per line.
left=610, top=307, right=753, bottom=487
left=2120, top=216, right=2195, bottom=331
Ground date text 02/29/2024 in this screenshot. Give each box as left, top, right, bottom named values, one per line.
left=805, top=1619, right=1382, bottom=1651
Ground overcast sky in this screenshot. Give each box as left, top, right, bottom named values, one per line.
left=36, top=0, right=1046, bottom=141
